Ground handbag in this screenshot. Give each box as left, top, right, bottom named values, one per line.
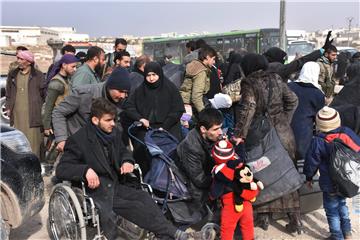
left=245, top=79, right=273, bottom=151
left=245, top=127, right=303, bottom=205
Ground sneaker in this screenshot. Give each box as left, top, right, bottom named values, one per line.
left=344, top=232, right=352, bottom=239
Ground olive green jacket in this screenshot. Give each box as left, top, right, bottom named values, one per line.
left=179, top=59, right=210, bottom=112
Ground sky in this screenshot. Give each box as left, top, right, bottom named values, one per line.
left=1, top=0, right=359, bottom=37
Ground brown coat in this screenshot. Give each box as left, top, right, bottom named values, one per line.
left=234, top=70, right=298, bottom=160
left=6, top=67, right=45, bottom=127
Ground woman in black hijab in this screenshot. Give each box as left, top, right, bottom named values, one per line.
left=224, top=53, right=245, bottom=85
left=124, top=61, right=185, bottom=173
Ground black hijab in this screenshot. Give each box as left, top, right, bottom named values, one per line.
left=133, top=62, right=184, bottom=124
left=263, top=47, right=287, bottom=64
left=241, top=53, right=269, bottom=77
left=224, top=53, right=243, bottom=84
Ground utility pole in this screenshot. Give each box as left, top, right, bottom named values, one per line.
left=347, top=17, right=354, bottom=47
left=279, top=0, right=286, bottom=51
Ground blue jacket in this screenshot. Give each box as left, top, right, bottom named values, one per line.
left=304, top=126, right=360, bottom=193
left=288, top=82, right=325, bottom=159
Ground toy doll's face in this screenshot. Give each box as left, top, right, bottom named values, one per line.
left=239, top=166, right=253, bottom=183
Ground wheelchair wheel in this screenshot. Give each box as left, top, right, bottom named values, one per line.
left=48, top=184, right=86, bottom=240
left=201, top=222, right=220, bottom=240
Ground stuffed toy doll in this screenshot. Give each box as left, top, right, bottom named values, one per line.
left=210, top=140, right=264, bottom=240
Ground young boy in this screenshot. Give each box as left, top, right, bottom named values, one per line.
left=304, top=106, right=360, bottom=240
left=210, top=140, right=261, bottom=240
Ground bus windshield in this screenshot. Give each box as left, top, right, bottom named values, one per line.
left=288, top=42, right=314, bottom=56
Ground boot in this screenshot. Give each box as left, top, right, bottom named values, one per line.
left=255, top=213, right=270, bottom=231
left=285, top=212, right=304, bottom=235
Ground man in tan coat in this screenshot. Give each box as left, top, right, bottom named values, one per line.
left=180, top=46, right=217, bottom=114
left=6, top=50, right=45, bottom=158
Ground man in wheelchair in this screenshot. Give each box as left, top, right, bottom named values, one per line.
left=56, top=98, right=203, bottom=240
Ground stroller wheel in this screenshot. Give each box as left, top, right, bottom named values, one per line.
left=201, top=223, right=219, bottom=240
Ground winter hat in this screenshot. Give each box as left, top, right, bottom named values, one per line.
left=106, top=67, right=131, bottom=92
left=316, top=106, right=341, bottom=132
left=17, top=50, right=34, bottom=63
left=209, top=93, right=232, bottom=109
left=211, top=140, right=236, bottom=165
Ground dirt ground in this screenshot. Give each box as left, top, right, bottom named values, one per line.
left=8, top=176, right=360, bottom=240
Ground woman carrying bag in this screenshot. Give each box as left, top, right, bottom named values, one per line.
left=232, top=53, right=304, bottom=234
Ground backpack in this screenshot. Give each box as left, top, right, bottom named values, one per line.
left=328, top=138, right=360, bottom=198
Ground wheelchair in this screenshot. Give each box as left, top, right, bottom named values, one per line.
left=47, top=164, right=153, bottom=240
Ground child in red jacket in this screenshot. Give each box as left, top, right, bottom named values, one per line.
left=210, top=140, right=263, bottom=240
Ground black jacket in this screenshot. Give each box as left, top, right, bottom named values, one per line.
left=176, top=129, right=215, bottom=210
left=267, top=50, right=322, bottom=82
left=56, top=123, right=134, bottom=238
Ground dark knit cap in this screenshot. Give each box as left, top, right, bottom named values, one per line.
left=106, top=67, right=131, bottom=92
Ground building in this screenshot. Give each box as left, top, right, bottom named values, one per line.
left=0, top=26, right=89, bottom=47
left=0, top=26, right=59, bottom=46
left=47, top=27, right=89, bottom=42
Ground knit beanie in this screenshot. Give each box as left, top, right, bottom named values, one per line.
left=211, top=140, right=235, bottom=165
left=316, top=106, right=341, bottom=132
left=106, top=67, right=131, bottom=92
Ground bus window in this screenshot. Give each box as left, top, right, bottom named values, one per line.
left=165, top=41, right=181, bottom=64
left=260, top=29, right=280, bottom=53
left=244, top=36, right=257, bottom=53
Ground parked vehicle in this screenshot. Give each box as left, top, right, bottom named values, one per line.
left=0, top=125, right=45, bottom=240
left=1, top=74, right=9, bottom=125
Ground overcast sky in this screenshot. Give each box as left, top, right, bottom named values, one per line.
left=1, top=0, right=359, bottom=37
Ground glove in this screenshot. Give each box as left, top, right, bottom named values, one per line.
left=322, top=31, right=334, bottom=52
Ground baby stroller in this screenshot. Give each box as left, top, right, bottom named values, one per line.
left=128, top=122, right=219, bottom=238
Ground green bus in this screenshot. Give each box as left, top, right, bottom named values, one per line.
left=143, top=28, right=280, bottom=64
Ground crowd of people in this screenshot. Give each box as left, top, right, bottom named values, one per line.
left=5, top=32, right=360, bottom=240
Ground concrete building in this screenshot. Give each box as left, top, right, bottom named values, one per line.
left=0, top=26, right=59, bottom=46
left=47, top=27, right=89, bottom=42
left=0, top=35, right=11, bottom=47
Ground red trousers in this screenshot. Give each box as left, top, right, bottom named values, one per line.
left=220, top=193, right=254, bottom=240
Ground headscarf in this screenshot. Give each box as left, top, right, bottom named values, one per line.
left=241, top=53, right=269, bottom=77
left=263, top=47, right=287, bottom=64
left=224, top=53, right=243, bottom=83
left=127, top=61, right=184, bottom=126
left=17, top=50, right=34, bottom=63
left=144, top=61, right=164, bottom=89
left=295, top=62, right=322, bottom=90
left=47, top=54, right=79, bottom=82
left=331, top=62, right=360, bottom=107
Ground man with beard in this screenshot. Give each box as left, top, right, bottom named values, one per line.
left=52, top=67, right=131, bottom=152
left=6, top=50, right=45, bottom=158
left=176, top=108, right=224, bottom=223
left=103, top=38, right=128, bottom=77
left=71, top=46, right=105, bottom=89
left=317, top=45, right=337, bottom=104
left=56, top=98, right=204, bottom=240
left=43, top=54, right=79, bottom=137
left=102, top=51, right=131, bottom=81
